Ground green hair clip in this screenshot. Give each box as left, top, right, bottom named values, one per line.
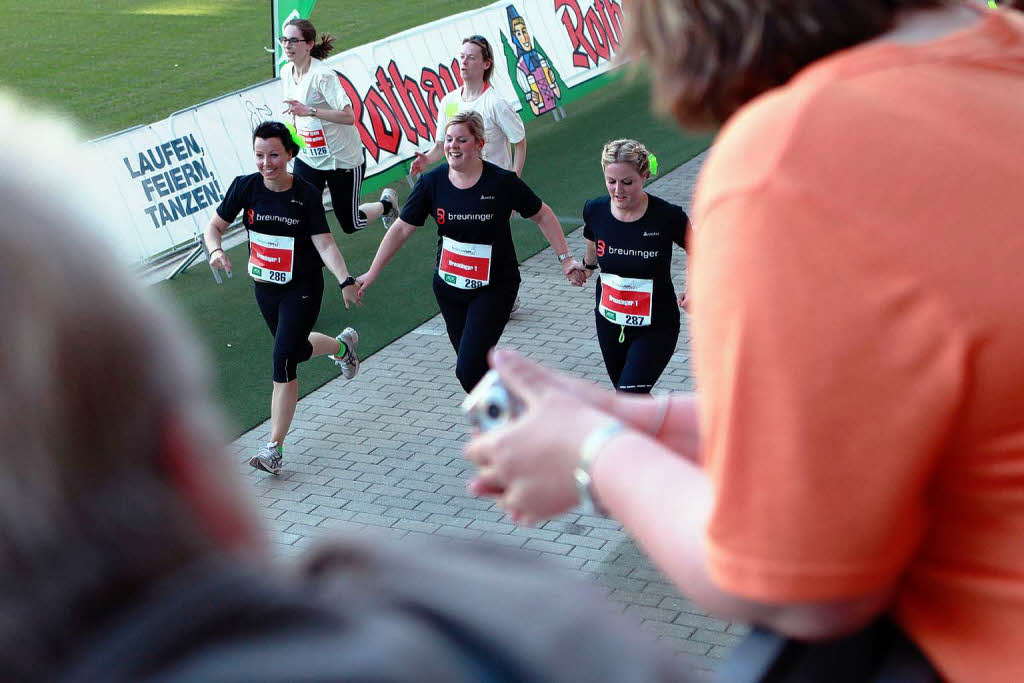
left=647, top=153, right=659, bottom=176
left=284, top=122, right=306, bottom=149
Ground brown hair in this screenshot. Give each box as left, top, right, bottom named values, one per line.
left=285, top=18, right=336, bottom=60
left=462, top=35, right=495, bottom=82
left=0, top=97, right=256, bottom=679
left=601, top=139, right=652, bottom=177
left=623, top=0, right=950, bottom=128
left=445, top=110, right=487, bottom=145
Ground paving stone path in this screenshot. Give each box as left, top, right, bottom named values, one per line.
left=232, top=150, right=748, bottom=675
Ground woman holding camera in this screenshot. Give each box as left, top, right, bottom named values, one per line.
left=582, top=139, right=688, bottom=394
left=358, top=111, right=585, bottom=393
left=204, top=121, right=361, bottom=476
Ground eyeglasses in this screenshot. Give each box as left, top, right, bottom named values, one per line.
left=278, top=37, right=308, bottom=46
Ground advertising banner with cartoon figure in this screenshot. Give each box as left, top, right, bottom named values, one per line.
left=92, top=0, right=626, bottom=266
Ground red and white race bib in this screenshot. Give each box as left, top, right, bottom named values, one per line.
left=248, top=231, right=295, bottom=284
left=297, top=117, right=331, bottom=159
left=599, top=273, right=654, bottom=326
left=438, top=236, right=492, bottom=290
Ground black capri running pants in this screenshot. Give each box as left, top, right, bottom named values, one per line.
left=595, top=313, right=679, bottom=393
left=293, top=158, right=367, bottom=234
left=254, top=273, right=324, bottom=382
left=433, top=276, right=519, bottom=393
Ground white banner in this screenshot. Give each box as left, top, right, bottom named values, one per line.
left=91, top=0, right=626, bottom=265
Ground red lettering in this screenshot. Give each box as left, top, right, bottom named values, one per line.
left=596, top=239, right=606, bottom=257
left=438, top=63, right=458, bottom=93
left=555, top=0, right=595, bottom=68
left=375, top=66, right=416, bottom=146
left=451, top=58, right=464, bottom=88
left=436, top=208, right=446, bottom=225
left=334, top=70, right=378, bottom=159
left=420, top=67, right=446, bottom=132
left=585, top=9, right=611, bottom=62
left=601, top=0, right=624, bottom=48
left=388, top=60, right=431, bottom=143
left=364, top=89, right=401, bottom=157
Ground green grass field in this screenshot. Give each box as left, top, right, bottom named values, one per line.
left=1, top=0, right=494, bottom=137
left=2, top=1, right=709, bottom=435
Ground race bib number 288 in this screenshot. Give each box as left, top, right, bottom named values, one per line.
left=439, top=237, right=492, bottom=290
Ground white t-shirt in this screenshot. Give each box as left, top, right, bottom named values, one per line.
left=281, top=58, right=363, bottom=170
left=434, top=84, right=525, bottom=172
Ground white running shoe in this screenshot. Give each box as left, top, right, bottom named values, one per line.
left=380, top=188, right=399, bottom=229
left=249, top=442, right=283, bottom=475
left=329, top=327, right=360, bottom=379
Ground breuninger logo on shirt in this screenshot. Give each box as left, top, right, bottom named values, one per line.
left=254, top=213, right=302, bottom=226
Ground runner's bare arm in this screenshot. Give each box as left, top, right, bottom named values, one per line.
left=584, top=238, right=597, bottom=267
left=283, top=100, right=356, bottom=125
left=204, top=214, right=232, bottom=272
left=312, top=233, right=361, bottom=308
left=357, top=218, right=419, bottom=291
left=512, top=138, right=527, bottom=177
left=529, top=203, right=586, bottom=286
left=410, top=141, right=444, bottom=175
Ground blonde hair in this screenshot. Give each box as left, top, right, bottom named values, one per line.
left=444, top=111, right=486, bottom=145
left=601, top=139, right=652, bottom=176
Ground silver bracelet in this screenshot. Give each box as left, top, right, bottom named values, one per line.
left=575, top=421, right=625, bottom=515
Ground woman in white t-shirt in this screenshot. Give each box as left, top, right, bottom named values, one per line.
left=410, top=35, right=527, bottom=177
left=279, top=19, right=398, bottom=234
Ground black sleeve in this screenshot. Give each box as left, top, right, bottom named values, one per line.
left=304, top=186, right=330, bottom=237
left=582, top=199, right=594, bottom=240
left=215, top=176, right=247, bottom=224
left=672, top=205, right=689, bottom=251
left=400, top=173, right=432, bottom=227
left=508, top=174, right=543, bottom=220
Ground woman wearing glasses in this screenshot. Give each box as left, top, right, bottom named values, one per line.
left=279, top=19, right=398, bottom=235
left=411, top=35, right=527, bottom=177
left=359, top=111, right=584, bottom=393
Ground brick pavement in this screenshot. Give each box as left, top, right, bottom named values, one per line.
left=232, top=149, right=748, bottom=675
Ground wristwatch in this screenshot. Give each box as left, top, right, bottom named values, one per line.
left=557, top=251, right=573, bottom=263
left=310, top=107, right=318, bottom=117
left=583, top=259, right=598, bottom=271
left=339, top=276, right=356, bottom=289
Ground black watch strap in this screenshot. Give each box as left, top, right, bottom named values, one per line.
left=584, top=261, right=598, bottom=271
left=339, top=276, right=357, bottom=289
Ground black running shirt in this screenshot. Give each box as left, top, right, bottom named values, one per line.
left=216, top=173, right=330, bottom=286
left=583, top=194, right=688, bottom=325
left=401, top=161, right=543, bottom=289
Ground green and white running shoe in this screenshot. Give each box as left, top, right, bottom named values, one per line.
left=249, top=442, right=283, bottom=475
left=330, top=327, right=360, bottom=379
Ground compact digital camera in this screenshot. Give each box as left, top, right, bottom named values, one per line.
left=461, top=369, right=524, bottom=432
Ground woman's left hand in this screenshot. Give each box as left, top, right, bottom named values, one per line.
left=283, top=99, right=312, bottom=117
left=341, top=282, right=362, bottom=309
left=561, top=258, right=587, bottom=287
left=464, top=349, right=614, bottom=525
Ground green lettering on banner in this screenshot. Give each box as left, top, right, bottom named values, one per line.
left=273, top=0, right=319, bottom=77
left=444, top=273, right=456, bottom=284
left=253, top=267, right=263, bottom=277
left=604, top=310, right=616, bottom=321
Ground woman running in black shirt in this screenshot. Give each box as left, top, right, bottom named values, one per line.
left=358, top=111, right=586, bottom=392
left=204, top=121, right=362, bottom=474
left=582, top=139, right=689, bottom=393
